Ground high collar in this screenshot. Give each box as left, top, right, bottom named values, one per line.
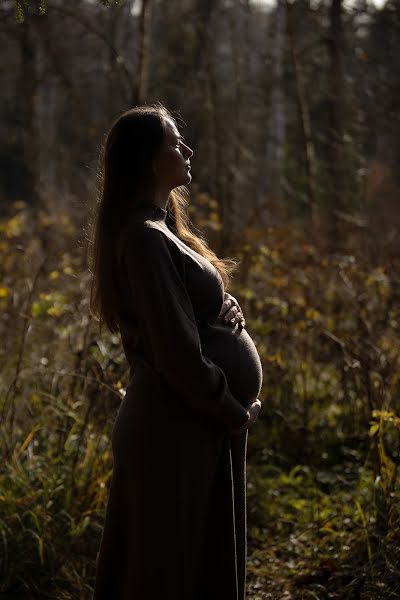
left=132, top=201, right=167, bottom=222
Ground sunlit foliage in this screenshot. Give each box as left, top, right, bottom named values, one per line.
left=0, top=198, right=399, bottom=598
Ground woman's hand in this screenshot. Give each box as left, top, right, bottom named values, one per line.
left=231, top=398, right=262, bottom=435
left=219, top=292, right=245, bottom=328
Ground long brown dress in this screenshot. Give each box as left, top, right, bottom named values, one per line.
left=92, top=202, right=263, bottom=600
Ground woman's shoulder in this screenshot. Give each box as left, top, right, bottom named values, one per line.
left=116, top=218, right=186, bottom=283
left=118, top=217, right=182, bottom=265
left=119, top=219, right=162, bottom=254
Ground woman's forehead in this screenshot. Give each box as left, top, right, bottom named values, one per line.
left=164, top=118, right=180, bottom=139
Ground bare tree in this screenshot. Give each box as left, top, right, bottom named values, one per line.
left=286, top=0, right=317, bottom=223
left=326, top=0, right=346, bottom=240
left=261, top=0, right=286, bottom=220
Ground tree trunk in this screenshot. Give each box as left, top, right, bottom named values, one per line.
left=17, top=16, right=39, bottom=204
left=225, top=0, right=244, bottom=234
left=261, top=0, right=286, bottom=222
left=194, top=0, right=227, bottom=253
left=286, top=0, right=317, bottom=223
left=136, top=0, right=153, bottom=105
left=326, top=0, right=345, bottom=243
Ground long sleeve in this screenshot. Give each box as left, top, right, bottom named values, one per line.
left=118, top=224, right=249, bottom=432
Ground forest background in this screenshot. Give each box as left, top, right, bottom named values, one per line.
left=0, top=0, right=399, bottom=598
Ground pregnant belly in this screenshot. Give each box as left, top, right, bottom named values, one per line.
left=200, top=321, right=263, bottom=407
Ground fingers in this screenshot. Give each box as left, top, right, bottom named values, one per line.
left=220, top=296, right=245, bottom=327
left=233, top=400, right=262, bottom=435
left=224, top=305, right=239, bottom=323
left=221, top=296, right=235, bottom=317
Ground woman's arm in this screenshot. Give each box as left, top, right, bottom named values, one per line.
left=118, top=225, right=249, bottom=432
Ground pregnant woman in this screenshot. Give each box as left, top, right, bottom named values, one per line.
left=89, top=103, right=263, bottom=600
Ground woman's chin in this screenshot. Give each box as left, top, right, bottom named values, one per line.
left=181, top=172, right=192, bottom=185
left=172, top=172, right=192, bottom=189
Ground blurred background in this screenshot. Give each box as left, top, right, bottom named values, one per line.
left=0, top=0, right=399, bottom=598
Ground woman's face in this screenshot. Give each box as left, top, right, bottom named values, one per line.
left=153, top=118, right=194, bottom=190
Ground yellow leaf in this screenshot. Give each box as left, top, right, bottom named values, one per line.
left=242, top=288, right=254, bottom=300
left=369, top=423, right=379, bottom=437
left=47, top=306, right=65, bottom=317
left=60, top=215, right=70, bottom=224
left=290, top=498, right=307, bottom=511
left=15, top=424, right=42, bottom=459
left=38, top=213, right=52, bottom=226
left=294, top=296, right=306, bottom=307
left=266, top=353, right=285, bottom=366
left=208, top=221, right=222, bottom=231
left=294, top=320, right=306, bottom=331
left=14, top=200, right=27, bottom=210
left=5, top=215, right=24, bottom=237
left=305, top=308, right=321, bottom=320
left=0, top=287, right=10, bottom=298
left=271, top=276, right=289, bottom=288
left=197, top=193, right=208, bottom=205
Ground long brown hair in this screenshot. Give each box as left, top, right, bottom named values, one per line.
left=87, top=102, right=238, bottom=335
